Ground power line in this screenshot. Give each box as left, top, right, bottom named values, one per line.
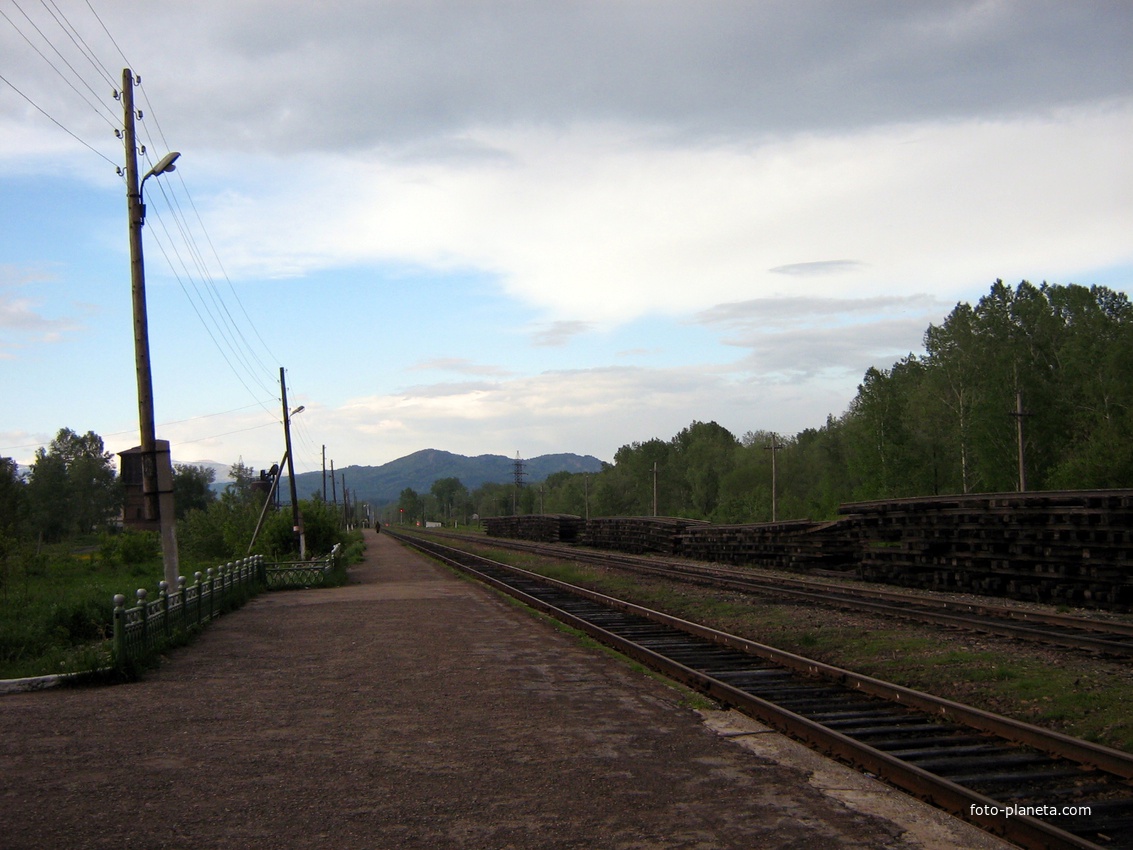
left=0, top=69, right=119, bottom=168
left=41, top=0, right=119, bottom=89
left=4, top=3, right=296, bottom=442
left=143, top=181, right=278, bottom=400
left=1, top=2, right=119, bottom=129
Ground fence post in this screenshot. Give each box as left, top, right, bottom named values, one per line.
left=256, top=554, right=266, bottom=585
left=207, top=568, right=216, bottom=620
left=158, top=581, right=170, bottom=637
left=112, top=594, right=127, bottom=672
left=194, top=571, right=203, bottom=626
left=176, top=576, right=186, bottom=632
left=136, top=588, right=148, bottom=652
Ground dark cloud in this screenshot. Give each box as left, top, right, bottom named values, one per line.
left=52, top=1, right=1132, bottom=154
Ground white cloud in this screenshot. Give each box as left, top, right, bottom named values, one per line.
left=408, top=357, right=512, bottom=377
left=694, top=294, right=945, bottom=379
left=193, top=101, right=1133, bottom=329
left=299, top=362, right=854, bottom=465
left=0, top=270, right=82, bottom=353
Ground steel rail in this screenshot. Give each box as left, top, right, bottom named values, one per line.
left=392, top=530, right=1133, bottom=850
left=432, top=530, right=1133, bottom=657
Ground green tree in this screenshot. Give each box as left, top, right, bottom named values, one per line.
left=173, top=464, right=217, bottom=520
left=178, top=460, right=268, bottom=561
left=62, top=431, right=118, bottom=534
left=25, top=429, right=118, bottom=539
left=671, top=421, right=739, bottom=519
left=430, top=477, right=467, bottom=523
left=0, top=458, right=26, bottom=539
left=397, top=488, right=422, bottom=524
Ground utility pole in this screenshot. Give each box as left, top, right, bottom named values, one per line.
left=280, top=367, right=305, bottom=557
left=765, top=434, right=783, bottom=522
left=322, top=445, right=327, bottom=502
left=1009, top=389, right=1031, bottom=492
left=123, top=67, right=179, bottom=588
left=652, top=461, right=658, bottom=517
left=330, top=459, right=337, bottom=507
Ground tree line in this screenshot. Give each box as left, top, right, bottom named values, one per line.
left=0, top=434, right=356, bottom=564
left=388, top=280, right=1133, bottom=526
left=9, top=279, right=1133, bottom=538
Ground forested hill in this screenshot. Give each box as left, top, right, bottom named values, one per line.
left=287, top=449, right=604, bottom=505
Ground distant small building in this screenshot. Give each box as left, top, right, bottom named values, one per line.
left=118, top=441, right=174, bottom=531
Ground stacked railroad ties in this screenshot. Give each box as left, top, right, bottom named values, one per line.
left=484, top=490, right=1133, bottom=611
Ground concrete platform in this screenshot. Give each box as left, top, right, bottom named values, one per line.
left=0, top=529, right=1010, bottom=848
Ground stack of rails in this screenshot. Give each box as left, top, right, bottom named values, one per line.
left=484, top=514, right=583, bottom=543
left=581, top=516, right=709, bottom=555
left=483, top=489, right=1133, bottom=611
left=784, top=519, right=861, bottom=573
left=679, top=520, right=818, bottom=567
left=841, top=490, right=1133, bottom=610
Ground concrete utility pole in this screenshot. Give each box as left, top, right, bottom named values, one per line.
left=280, top=367, right=305, bottom=557
left=322, top=445, right=327, bottom=502
left=123, top=67, right=180, bottom=587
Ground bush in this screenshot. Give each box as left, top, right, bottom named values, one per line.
left=47, top=595, right=111, bottom=645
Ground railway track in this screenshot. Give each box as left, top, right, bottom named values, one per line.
left=389, top=529, right=1133, bottom=850
left=426, top=530, right=1133, bottom=658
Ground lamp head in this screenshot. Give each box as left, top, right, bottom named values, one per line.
left=152, top=151, right=180, bottom=175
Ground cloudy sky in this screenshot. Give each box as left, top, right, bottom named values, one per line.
left=2, top=2, right=1131, bottom=477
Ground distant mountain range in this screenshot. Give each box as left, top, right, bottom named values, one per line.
left=284, top=449, right=605, bottom=505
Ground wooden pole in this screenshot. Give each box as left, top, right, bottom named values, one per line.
left=280, top=367, right=305, bottom=557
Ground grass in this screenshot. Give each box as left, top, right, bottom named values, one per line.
left=429, top=535, right=1133, bottom=754
left=0, top=527, right=371, bottom=681
left=0, top=536, right=166, bottom=679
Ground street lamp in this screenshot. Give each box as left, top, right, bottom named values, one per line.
left=122, top=67, right=180, bottom=588
left=138, top=151, right=180, bottom=221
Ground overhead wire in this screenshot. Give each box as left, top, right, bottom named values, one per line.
left=0, top=68, right=118, bottom=168
left=143, top=176, right=279, bottom=402
left=40, top=0, right=119, bottom=90
left=2, top=2, right=297, bottom=452
left=2, top=1, right=119, bottom=130
left=128, top=75, right=283, bottom=376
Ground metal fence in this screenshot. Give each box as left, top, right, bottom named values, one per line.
left=111, top=544, right=342, bottom=672
left=264, top=543, right=342, bottom=589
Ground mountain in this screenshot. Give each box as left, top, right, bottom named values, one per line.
left=286, top=449, right=605, bottom=505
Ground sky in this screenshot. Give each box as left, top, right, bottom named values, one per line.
left=2, top=1, right=1131, bottom=479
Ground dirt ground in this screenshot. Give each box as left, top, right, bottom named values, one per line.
left=0, top=529, right=1010, bottom=849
